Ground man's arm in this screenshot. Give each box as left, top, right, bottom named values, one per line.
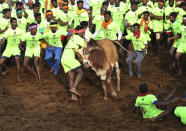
left=0, top=26, right=8, bottom=33
left=58, top=18, right=68, bottom=26
left=117, top=30, right=122, bottom=41
left=132, top=106, right=139, bottom=113
left=0, top=37, right=6, bottom=45
left=167, top=34, right=180, bottom=44
left=92, top=29, right=100, bottom=39
left=19, top=40, right=25, bottom=50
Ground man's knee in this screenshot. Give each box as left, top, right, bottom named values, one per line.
left=175, top=53, right=182, bottom=60
left=125, top=57, right=131, bottom=64
left=23, top=61, right=27, bottom=67
left=136, top=58, right=143, bottom=64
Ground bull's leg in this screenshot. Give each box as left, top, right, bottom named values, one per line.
left=108, top=77, right=117, bottom=97
left=107, top=67, right=116, bottom=97
left=101, top=80, right=108, bottom=100
left=115, top=62, right=120, bottom=92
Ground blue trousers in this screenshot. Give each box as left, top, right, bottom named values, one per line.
left=45, top=46, right=62, bottom=74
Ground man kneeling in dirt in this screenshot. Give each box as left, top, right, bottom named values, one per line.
left=133, top=83, right=179, bottom=120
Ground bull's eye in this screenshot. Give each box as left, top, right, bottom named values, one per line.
left=84, top=50, right=89, bottom=56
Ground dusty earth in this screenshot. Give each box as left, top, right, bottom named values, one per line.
left=1, top=49, right=186, bottom=131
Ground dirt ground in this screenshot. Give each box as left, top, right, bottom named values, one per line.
left=1, top=49, right=186, bottom=131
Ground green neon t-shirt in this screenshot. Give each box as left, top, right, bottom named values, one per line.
left=63, top=34, right=85, bottom=58
left=17, top=17, right=28, bottom=32
left=73, top=11, right=89, bottom=28
left=39, top=20, right=52, bottom=33
left=110, top=6, right=125, bottom=24
left=125, top=33, right=147, bottom=51
left=125, top=10, right=138, bottom=25
left=43, top=29, right=67, bottom=47
left=22, top=32, right=43, bottom=49
left=177, top=8, right=186, bottom=24
left=120, top=2, right=129, bottom=12
left=0, top=3, right=9, bottom=18
left=69, top=4, right=76, bottom=15
left=3, top=28, right=23, bottom=48
left=135, top=94, right=164, bottom=119
left=164, top=6, right=179, bottom=23
left=174, top=106, right=186, bottom=125
left=180, top=25, right=186, bottom=43
left=92, top=15, right=105, bottom=40
left=51, top=7, right=61, bottom=18
left=0, top=18, right=10, bottom=38
left=90, top=0, right=104, bottom=17
left=137, top=18, right=153, bottom=35
left=171, top=20, right=181, bottom=35
left=152, top=7, right=164, bottom=32
left=100, top=22, right=119, bottom=40
left=137, top=5, right=152, bottom=16
left=56, top=11, right=72, bottom=31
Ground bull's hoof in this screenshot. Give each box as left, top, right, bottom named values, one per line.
left=117, top=87, right=120, bottom=92
left=112, top=92, right=117, bottom=97
left=104, top=96, right=108, bottom=100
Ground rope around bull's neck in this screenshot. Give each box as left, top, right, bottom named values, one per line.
left=113, top=41, right=130, bottom=54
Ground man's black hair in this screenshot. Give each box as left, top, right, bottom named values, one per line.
left=133, top=23, right=140, bottom=28
left=2, top=8, right=11, bottom=14
left=77, top=0, right=83, bottom=5
left=50, top=21, right=58, bottom=25
left=102, top=1, right=109, bottom=6
left=139, top=83, right=148, bottom=93
left=16, top=2, right=22, bottom=6
left=10, top=17, right=17, bottom=23
left=143, top=11, right=150, bottom=15
left=34, top=12, right=41, bottom=18
left=75, top=25, right=84, bottom=31
left=80, top=21, right=88, bottom=27
left=170, top=12, right=177, bottom=18
left=131, top=1, right=138, bottom=5
left=104, top=11, right=111, bottom=17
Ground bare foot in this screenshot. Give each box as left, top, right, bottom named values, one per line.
left=104, top=96, right=108, bottom=100
left=35, top=75, right=40, bottom=87
left=2, top=70, right=9, bottom=76
left=70, top=88, right=81, bottom=97
left=18, top=77, right=22, bottom=83
left=71, top=95, right=79, bottom=101
left=50, top=68, right=54, bottom=73
left=178, top=70, right=183, bottom=76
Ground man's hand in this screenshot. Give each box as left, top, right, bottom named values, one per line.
left=52, top=16, right=56, bottom=21
left=171, top=97, right=180, bottom=103
left=149, top=118, right=156, bottom=122
left=19, top=44, right=24, bottom=51
left=167, top=38, right=172, bottom=45
left=121, top=36, right=125, bottom=40
left=21, top=6, right=25, bottom=11
left=5, top=26, right=8, bottom=31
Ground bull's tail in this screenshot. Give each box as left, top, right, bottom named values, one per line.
left=113, top=41, right=130, bottom=54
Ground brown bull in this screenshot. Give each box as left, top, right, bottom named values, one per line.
left=78, top=39, right=120, bottom=100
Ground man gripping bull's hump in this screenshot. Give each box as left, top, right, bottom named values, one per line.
left=61, top=25, right=86, bottom=101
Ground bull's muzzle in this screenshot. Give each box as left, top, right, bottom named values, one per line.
left=83, top=61, right=91, bottom=68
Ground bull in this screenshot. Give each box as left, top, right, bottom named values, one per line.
left=78, top=39, right=120, bottom=100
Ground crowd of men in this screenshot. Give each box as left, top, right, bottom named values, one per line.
left=0, top=0, right=186, bottom=125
